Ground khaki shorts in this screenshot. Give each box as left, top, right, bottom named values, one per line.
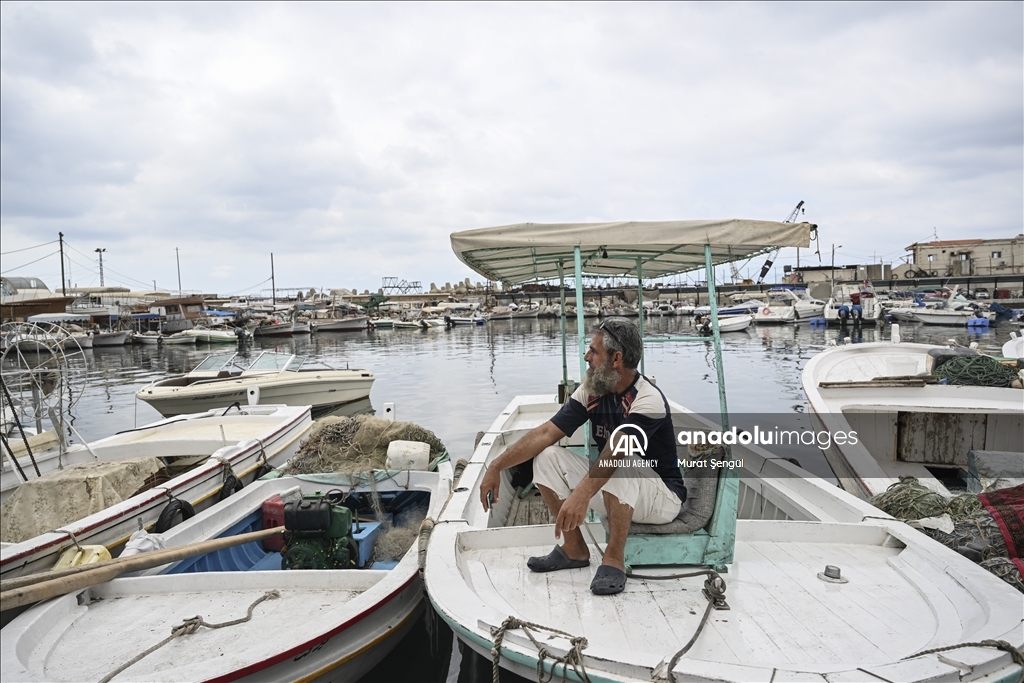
left=532, top=445, right=681, bottom=524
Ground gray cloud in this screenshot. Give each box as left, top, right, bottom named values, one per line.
left=1, top=2, right=1020, bottom=292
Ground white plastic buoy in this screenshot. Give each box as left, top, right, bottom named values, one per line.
left=247, top=385, right=260, bottom=406
left=382, top=402, right=395, bottom=422
left=891, top=323, right=901, bottom=344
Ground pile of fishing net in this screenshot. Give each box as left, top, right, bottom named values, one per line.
left=282, top=414, right=446, bottom=475
left=931, top=355, right=1022, bottom=388
left=871, top=477, right=1024, bottom=593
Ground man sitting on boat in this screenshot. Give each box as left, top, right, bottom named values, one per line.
left=479, top=317, right=685, bottom=595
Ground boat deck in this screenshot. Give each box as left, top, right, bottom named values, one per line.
left=452, top=520, right=1020, bottom=680
left=113, top=420, right=278, bottom=443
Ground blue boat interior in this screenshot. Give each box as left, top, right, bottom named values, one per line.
left=169, top=490, right=430, bottom=574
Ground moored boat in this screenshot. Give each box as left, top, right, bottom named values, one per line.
left=1, top=467, right=449, bottom=682
left=802, top=339, right=1023, bottom=499
left=253, top=320, right=294, bottom=337
left=312, top=315, right=369, bottom=332
left=0, top=404, right=312, bottom=581
left=137, top=351, right=374, bottom=417
left=90, top=330, right=131, bottom=347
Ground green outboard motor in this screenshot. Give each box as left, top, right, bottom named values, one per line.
left=280, top=494, right=355, bottom=570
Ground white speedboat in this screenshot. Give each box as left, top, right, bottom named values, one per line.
left=137, top=351, right=374, bottom=417
left=911, top=307, right=996, bottom=326
left=697, top=313, right=752, bottom=333
left=823, top=283, right=882, bottom=325
left=392, top=320, right=422, bottom=329
left=0, top=404, right=311, bottom=580
left=446, top=315, right=486, bottom=325
left=802, top=340, right=1023, bottom=499
left=369, top=317, right=395, bottom=329
left=159, top=331, right=197, bottom=345
left=752, top=288, right=798, bottom=324
left=424, top=395, right=1024, bottom=683
left=2, top=468, right=449, bottom=682
left=133, top=331, right=161, bottom=345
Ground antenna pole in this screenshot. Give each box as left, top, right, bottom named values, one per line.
left=271, top=253, right=276, bottom=306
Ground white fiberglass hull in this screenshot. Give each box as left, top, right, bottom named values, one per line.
left=91, top=330, right=130, bottom=346
left=424, top=395, right=1024, bottom=683
left=911, top=309, right=995, bottom=326
left=752, top=305, right=795, bottom=324
left=2, top=470, right=449, bottom=682
left=0, top=405, right=311, bottom=580
left=313, top=317, right=368, bottom=332
left=137, top=370, right=374, bottom=417
left=801, top=341, right=1023, bottom=498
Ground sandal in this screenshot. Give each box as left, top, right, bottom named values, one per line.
left=590, top=565, right=627, bottom=595
left=527, top=545, right=590, bottom=573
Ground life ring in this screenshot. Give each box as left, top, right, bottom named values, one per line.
left=762, top=307, right=771, bottom=315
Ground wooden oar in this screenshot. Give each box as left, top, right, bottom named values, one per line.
left=0, top=527, right=284, bottom=612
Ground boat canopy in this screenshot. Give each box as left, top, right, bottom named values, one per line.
left=450, top=219, right=815, bottom=285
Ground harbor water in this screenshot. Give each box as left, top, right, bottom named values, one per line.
left=27, top=316, right=1023, bottom=682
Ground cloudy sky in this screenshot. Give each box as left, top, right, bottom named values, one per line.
left=1, top=2, right=1021, bottom=295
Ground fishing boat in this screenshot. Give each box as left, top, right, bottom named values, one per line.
left=445, top=315, right=487, bottom=325
left=369, top=317, right=395, bottom=329
left=392, top=319, right=422, bottom=329
left=312, top=315, right=369, bottom=332
left=91, top=330, right=131, bottom=347
left=1, top=466, right=449, bottom=682
left=0, top=404, right=312, bottom=581
left=802, top=338, right=1023, bottom=499
left=184, top=325, right=239, bottom=343
left=428, top=219, right=1024, bottom=683
left=133, top=331, right=162, bottom=344
left=158, top=331, right=197, bottom=345
left=136, top=351, right=374, bottom=417
left=696, top=313, right=752, bottom=333
left=253, top=319, right=294, bottom=337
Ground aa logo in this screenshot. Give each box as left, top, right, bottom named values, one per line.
left=610, top=424, right=648, bottom=457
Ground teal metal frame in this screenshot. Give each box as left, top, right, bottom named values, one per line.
left=565, top=244, right=738, bottom=569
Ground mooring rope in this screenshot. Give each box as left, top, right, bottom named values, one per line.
left=490, top=616, right=590, bottom=683
left=98, top=590, right=280, bottom=683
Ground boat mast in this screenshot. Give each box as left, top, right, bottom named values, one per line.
left=271, top=253, right=276, bottom=306
left=58, top=232, right=66, bottom=295
left=175, top=247, right=182, bottom=296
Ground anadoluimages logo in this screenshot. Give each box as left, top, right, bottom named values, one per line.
left=609, top=424, right=648, bottom=457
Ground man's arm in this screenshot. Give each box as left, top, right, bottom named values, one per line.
left=479, top=420, right=566, bottom=511
left=553, top=441, right=617, bottom=538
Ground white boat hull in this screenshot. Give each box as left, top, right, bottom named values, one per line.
left=138, top=372, right=374, bottom=417
left=802, top=341, right=1023, bottom=498
left=911, top=309, right=995, bottom=326
left=312, top=317, right=368, bottom=332
left=0, top=405, right=311, bottom=580
left=1, top=470, right=449, bottom=682
left=424, top=395, right=1024, bottom=683
left=254, top=322, right=294, bottom=337
left=752, top=305, right=795, bottom=324
left=91, top=330, right=130, bottom=346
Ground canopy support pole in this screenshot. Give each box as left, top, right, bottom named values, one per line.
left=558, top=260, right=568, bottom=392
left=636, top=257, right=645, bottom=376
left=574, top=246, right=591, bottom=459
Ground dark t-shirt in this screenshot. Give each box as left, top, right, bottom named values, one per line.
left=550, top=373, right=686, bottom=502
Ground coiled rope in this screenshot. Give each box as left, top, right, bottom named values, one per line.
left=932, top=355, right=1020, bottom=387
left=490, top=616, right=590, bottom=683
left=99, top=589, right=280, bottom=683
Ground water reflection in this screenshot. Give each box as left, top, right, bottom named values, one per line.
left=55, top=318, right=1020, bottom=482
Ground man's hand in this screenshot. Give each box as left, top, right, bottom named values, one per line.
left=554, top=489, right=589, bottom=539
left=480, top=466, right=500, bottom=512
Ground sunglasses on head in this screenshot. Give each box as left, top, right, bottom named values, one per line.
left=596, top=320, right=624, bottom=350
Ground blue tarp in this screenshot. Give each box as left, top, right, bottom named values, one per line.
left=202, top=309, right=235, bottom=317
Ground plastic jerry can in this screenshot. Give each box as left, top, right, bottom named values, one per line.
left=53, top=545, right=111, bottom=570
left=385, top=440, right=430, bottom=471
left=262, top=494, right=286, bottom=552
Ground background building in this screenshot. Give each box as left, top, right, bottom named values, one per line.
left=902, top=236, right=1023, bottom=277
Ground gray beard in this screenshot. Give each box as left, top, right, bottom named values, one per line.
left=583, top=361, right=619, bottom=396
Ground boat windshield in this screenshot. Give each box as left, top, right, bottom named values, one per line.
left=285, top=356, right=306, bottom=372
left=768, top=291, right=794, bottom=304
left=191, top=352, right=238, bottom=373
left=247, top=352, right=295, bottom=372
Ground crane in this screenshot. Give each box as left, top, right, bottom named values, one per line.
left=756, top=200, right=805, bottom=284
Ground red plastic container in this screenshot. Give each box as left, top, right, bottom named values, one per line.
left=262, top=495, right=285, bottom=552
